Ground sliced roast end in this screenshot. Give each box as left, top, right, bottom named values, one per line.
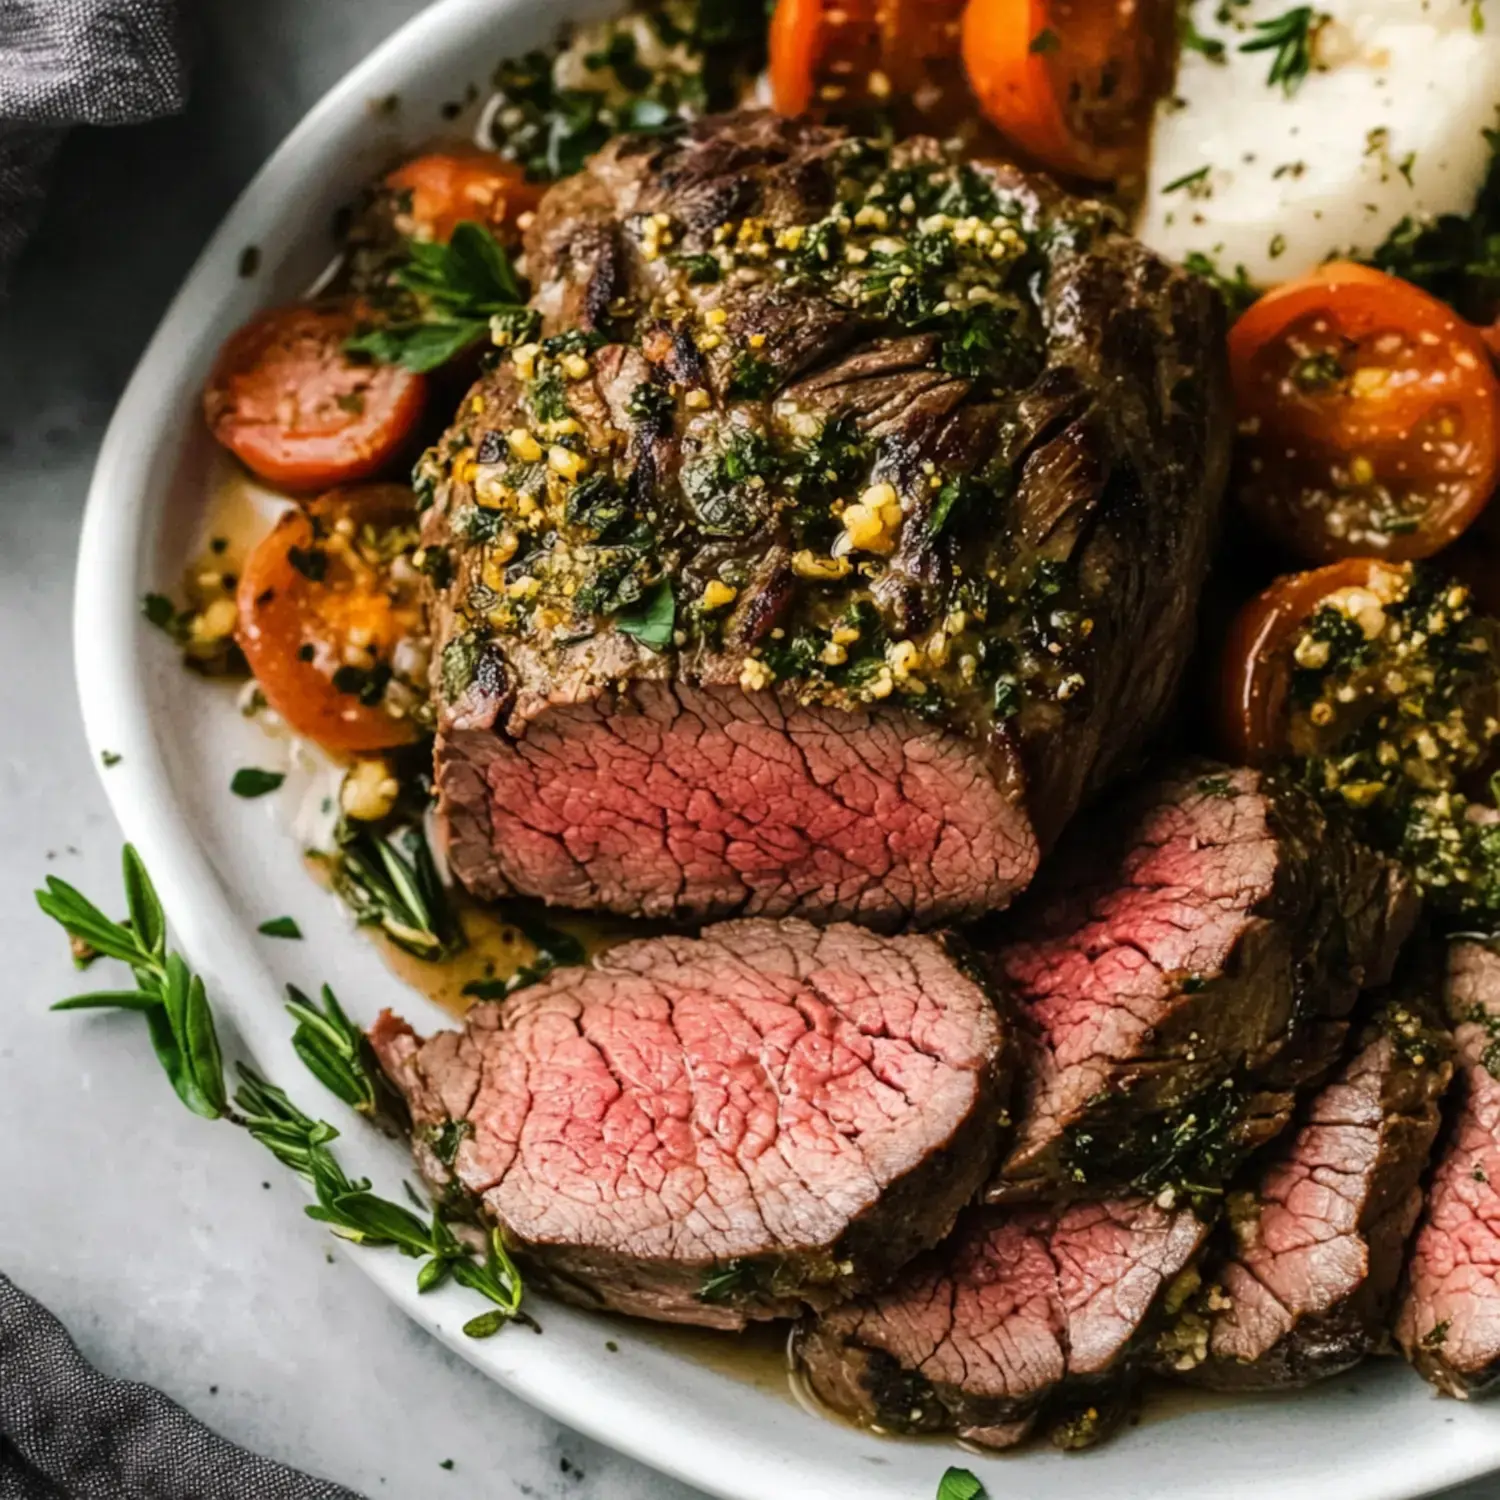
left=794, top=1198, right=1208, bottom=1449
left=1160, top=986, right=1450, bottom=1392
left=372, top=918, right=1012, bottom=1329
left=439, top=681, right=1039, bottom=929
left=1397, top=941, right=1500, bottom=1397
left=987, top=761, right=1418, bottom=1203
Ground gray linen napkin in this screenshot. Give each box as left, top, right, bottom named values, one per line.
left=0, top=0, right=189, bottom=284
left=0, top=1273, right=364, bottom=1499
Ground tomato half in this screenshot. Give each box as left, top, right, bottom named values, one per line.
left=769, top=0, right=966, bottom=117
left=1230, top=262, right=1500, bottom=564
left=1217, top=558, right=1410, bottom=765
left=383, top=150, right=544, bottom=245
left=205, top=304, right=427, bottom=493
left=236, top=485, right=426, bottom=753
left=960, top=0, right=1171, bottom=182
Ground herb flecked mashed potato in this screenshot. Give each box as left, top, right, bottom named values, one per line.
left=1139, top=0, right=1500, bottom=283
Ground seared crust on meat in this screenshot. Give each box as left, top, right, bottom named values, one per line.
left=420, top=112, right=1230, bottom=926
left=985, top=761, right=1419, bottom=1201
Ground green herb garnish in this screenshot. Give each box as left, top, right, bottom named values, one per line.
left=326, top=821, right=465, bottom=961
left=1163, top=165, right=1212, bottom=197
left=613, top=579, right=676, bottom=651
left=1239, top=7, right=1325, bottom=96
left=231, top=768, right=285, bottom=798
left=936, top=1469, right=987, bottom=1500
left=39, top=847, right=528, bottom=1338
left=258, top=916, right=302, bottom=940
left=698, top=1258, right=754, bottom=1303
left=346, top=221, right=534, bottom=373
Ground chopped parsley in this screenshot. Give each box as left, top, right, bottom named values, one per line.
left=230, top=768, right=285, bottom=799
left=936, top=1468, right=988, bottom=1500
left=257, top=916, right=303, bottom=940
left=1367, top=128, right=1500, bottom=322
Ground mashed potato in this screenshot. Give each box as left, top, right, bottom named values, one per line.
left=1137, top=0, right=1500, bottom=285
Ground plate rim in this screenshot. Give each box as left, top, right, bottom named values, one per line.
left=72, top=2, right=1500, bottom=1497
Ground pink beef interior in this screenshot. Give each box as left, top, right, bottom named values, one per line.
left=801, top=1198, right=1206, bottom=1446
left=376, top=919, right=1006, bottom=1275
left=1398, top=941, right=1500, bottom=1391
left=999, top=766, right=1280, bottom=1169
left=439, top=681, right=1038, bottom=929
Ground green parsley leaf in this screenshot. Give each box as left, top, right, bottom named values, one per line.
left=613, top=580, right=676, bottom=652
left=345, top=220, right=530, bottom=373
left=257, top=916, right=303, bottom=940
left=346, top=319, right=489, bottom=374
left=231, top=768, right=285, bottom=799
left=936, top=1469, right=987, bottom=1500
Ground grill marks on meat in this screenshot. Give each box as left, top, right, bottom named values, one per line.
left=1162, top=993, right=1451, bottom=1389
left=794, top=1199, right=1209, bottom=1449
left=426, top=113, right=1231, bottom=927
left=1398, top=941, right=1500, bottom=1396
left=986, top=763, right=1418, bottom=1201
left=441, top=680, right=1037, bottom=927
left=370, top=919, right=1012, bottom=1329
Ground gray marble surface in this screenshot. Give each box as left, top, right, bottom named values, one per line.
left=0, top=4, right=1494, bottom=1498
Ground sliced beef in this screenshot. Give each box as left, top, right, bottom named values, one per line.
left=424, top=112, right=1230, bottom=929
left=794, top=1198, right=1209, bottom=1450
left=1157, top=989, right=1451, bottom=1389
left=986, top=761, right=1418, bottom=1202
left=1397, top=940, right=1500, bottom=1396
left=370, top=918, right=1011, bottom=1329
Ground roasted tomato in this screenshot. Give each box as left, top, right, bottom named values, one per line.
left=960, top=0, right=1172, bottom=182
left=235, top=485, right=427, bottom=753
left=383, top=150, right=543, bottom=245
left=204, top=304, right=427, bottom=492
left=1229, top=262, right=1500, bottom=564
left=770, top=0, right=967, bottom=118
left=1218, top=558, right=1418, bottom=764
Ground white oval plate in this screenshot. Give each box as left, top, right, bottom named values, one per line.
left=75, top=2, right=1500, bottom=1496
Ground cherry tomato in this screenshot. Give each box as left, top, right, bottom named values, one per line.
left=205, top=304, right=427, bottom=493
left=236, top=485, right=426, bottom=753
left=383, top=150, right=544, bottom=245
left=1230, top=262, right=1500, bottom=564
left=960, top=0, right=1171, bottom=182
left=769, top=0, right=966, bottom=118
left=1217, top=558, right=1410, bottom=765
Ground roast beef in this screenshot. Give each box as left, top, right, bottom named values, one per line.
left=793, top=1198, right=1209, bottom=1450
left=1397, top=939, right=1500, bottom=1396
left=1157, top=989, right=1451, bottom=1389
left=370, top=918, right=1011, bottom=1329
left=986, top=762, right=1418, bottom=1201
left=420, top=111, right=1230, bottom=929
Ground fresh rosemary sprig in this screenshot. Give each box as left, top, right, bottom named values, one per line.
left=326, top=818, right=465, bottom=962
left=40, top=848, right=225, bottom=1120
left=1239, top=6, right=1326, bottom=95
left=38, top=846, right=527, bottom=1339
left=285, top=982, right=379, bottom=1113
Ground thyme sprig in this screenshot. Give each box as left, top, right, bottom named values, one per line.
left=326, top=819, right=465, bottom=961
left=38, top=846, right=527, bottom=1339
left=1239, top=6, right=1326, bottom=96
